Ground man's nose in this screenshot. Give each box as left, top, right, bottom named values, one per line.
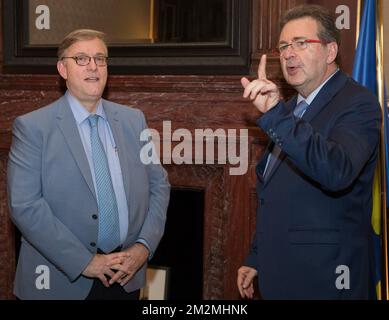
left=282, top=45, right=296, bottom=59
left=87, top=58, right=98, bottom=71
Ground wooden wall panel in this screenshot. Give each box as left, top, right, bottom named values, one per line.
left=306, top=0, right=358, bottom=75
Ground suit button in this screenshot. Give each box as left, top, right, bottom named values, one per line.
left=90, top=242, right=96, bottom=247
left=92, top=214, right=98, bottom=220
left=259, top=198, right=265, bottom=206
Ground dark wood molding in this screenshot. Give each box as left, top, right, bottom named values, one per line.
left=2, top=0, right=251, bottom=75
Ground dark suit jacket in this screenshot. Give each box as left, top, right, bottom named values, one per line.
left=245, top=71, right=381, bottom=299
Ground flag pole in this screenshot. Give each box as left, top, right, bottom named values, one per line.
left=355, top=0, right=361, bottom=48
left=376, top=0, right=389, bottom=300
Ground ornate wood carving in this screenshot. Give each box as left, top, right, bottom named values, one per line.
left=251, top=0, right=305, bottom=77
left=252, top=0, right=305, bottom=55
left=0, top=151, right=15, bottom=299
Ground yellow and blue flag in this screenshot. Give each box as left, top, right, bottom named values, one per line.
left=352, top=0, right=388, bottom=300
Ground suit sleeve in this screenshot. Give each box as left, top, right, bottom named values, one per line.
left=258, top=93, right=381, bottom=192
left=7, top=117, right=93, bottom=282
left=136, top=111, right=170, bottom=254
left=244, top=232, right=259, bottom=270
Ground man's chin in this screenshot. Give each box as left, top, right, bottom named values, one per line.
left=86, top=90, right=105, bottom=98
left=286, top=78, right=305, bottom=88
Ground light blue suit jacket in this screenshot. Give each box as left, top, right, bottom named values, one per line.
left=7, top=95, right=170, bottom=299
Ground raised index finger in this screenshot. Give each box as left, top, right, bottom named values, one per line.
left=258, top=54, right=267, bottom=80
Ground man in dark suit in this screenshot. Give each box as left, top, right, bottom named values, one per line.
left=237, top=5, right=381, bottom=299
left=7, top=29, right=170, bottom=299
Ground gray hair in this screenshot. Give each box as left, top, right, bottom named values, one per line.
left=57, top=29, right=107, bottom=60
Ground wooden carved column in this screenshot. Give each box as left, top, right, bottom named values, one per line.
left=0, top=149, right=15, bottom=299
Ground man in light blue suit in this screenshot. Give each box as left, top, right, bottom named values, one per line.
left=7, top=29, right=170, bottom=300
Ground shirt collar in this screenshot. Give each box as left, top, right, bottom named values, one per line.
left=297, top=69, right=340, bottom=106
left=66, top=90, right=106, bottom=125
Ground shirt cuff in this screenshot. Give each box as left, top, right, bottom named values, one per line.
left=136, top=238, right=153, bottom=260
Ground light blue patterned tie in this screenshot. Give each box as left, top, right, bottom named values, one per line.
left=88, top=115, right=120, bottom=253
left=264, top=100, right=309, bottom=180
left=293, top=100, right=309, bottom=119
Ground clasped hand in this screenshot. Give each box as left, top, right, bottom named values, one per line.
left=82, top=243, right=149, bottom=287
left=241, top=54, right=280, bottom=113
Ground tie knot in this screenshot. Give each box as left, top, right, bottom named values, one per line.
left=88, top=114, right=99, bottom=128
left=294, top=100, right=309, bottom=118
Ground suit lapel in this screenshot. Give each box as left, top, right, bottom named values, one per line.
left=103, top=101, right=132, bottom=209
left=263, top=144, right=287, bottom=186
left=256, top=141, right=272, bottom=183
left=302, top=71, right=348, bottom=122
left=262, top=71, right=348, bottom=186
left=55, top=96, right=96, bottom=200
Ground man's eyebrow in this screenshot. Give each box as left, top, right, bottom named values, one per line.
left=278, top=36, right=307, bottom=44
left=70, top=52, right=88, bottom=56
left=292, top=37, right=308, bottom=41
left=69, top=51, right=107, bottom=56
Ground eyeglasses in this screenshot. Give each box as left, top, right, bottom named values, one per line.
left=61, top=55, right=108, bottom=66
left=277, top=39, right=328, bottom=55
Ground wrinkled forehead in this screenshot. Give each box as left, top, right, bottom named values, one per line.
left=279, top=17, right=320, bottom=43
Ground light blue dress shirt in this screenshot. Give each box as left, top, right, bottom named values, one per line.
left=296, top=69, right=339, bottom=115
left=66, top=91, right=129, bottom=245
left=67, top=91, right=155, bottom=257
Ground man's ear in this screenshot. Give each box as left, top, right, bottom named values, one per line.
left=57, top=60, right=67, bottom=80
left=326, top=42, right=338, bottom=65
